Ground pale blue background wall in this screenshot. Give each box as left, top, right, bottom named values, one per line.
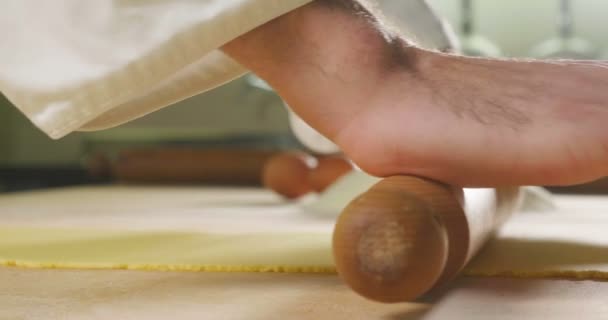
left=428, top=0, right=607, bottom=57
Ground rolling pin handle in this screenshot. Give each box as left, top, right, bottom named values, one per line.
left=333, top=176, right=452, bottom=302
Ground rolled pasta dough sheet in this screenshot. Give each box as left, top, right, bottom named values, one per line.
left=0, top=185, right=605, bottom=280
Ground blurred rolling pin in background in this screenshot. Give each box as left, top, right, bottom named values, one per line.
left=87, top=149, right=353, bottom=189
left=88, top=148, right=276, bottom=186
left=261, top=152, right=353, bottom=199
left=333, top=176, right=521, bottom=302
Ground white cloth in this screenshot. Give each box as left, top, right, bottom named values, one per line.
left=0, top=0, right=312, bottom=139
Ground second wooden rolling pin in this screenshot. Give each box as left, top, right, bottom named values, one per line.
left=333, top=176, right=521, bottom=302
left=109, top=148, right=276, bottom=185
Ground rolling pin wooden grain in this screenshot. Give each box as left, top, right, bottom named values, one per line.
left=333, top=176, right=521, bottom=303
left=111, top=148, right=276, bottom=185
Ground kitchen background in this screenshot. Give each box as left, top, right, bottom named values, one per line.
left=1, top=0, right=606, bottom=192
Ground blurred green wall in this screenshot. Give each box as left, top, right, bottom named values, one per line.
left=0, top=77, right=290, bottom=167
left=0, top=95, right=84, bottom=166
left=0, top=96, right=10, bottom=164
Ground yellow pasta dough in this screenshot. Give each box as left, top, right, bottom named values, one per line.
left=0, top=227, right=333, bottom=273
left=0, top=186, right=607, bottom=281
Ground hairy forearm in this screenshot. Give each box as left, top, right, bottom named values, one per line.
left=222, top=0, right=419, bottom=82
left=222, top=0, right=608, bottom=186
left=222, top=0, right=423, bottom=133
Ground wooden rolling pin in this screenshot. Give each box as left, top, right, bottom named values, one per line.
left=109, top=148, right=276, bottom=185
left=332, top=176, right=521, bottom=303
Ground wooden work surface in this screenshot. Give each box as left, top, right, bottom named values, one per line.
left=1, top=267, right=607, bottom=319
left=0, top=186, right=607, bottom=319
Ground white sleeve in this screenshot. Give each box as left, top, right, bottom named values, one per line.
left=0, top=0, right=312, bottom=139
